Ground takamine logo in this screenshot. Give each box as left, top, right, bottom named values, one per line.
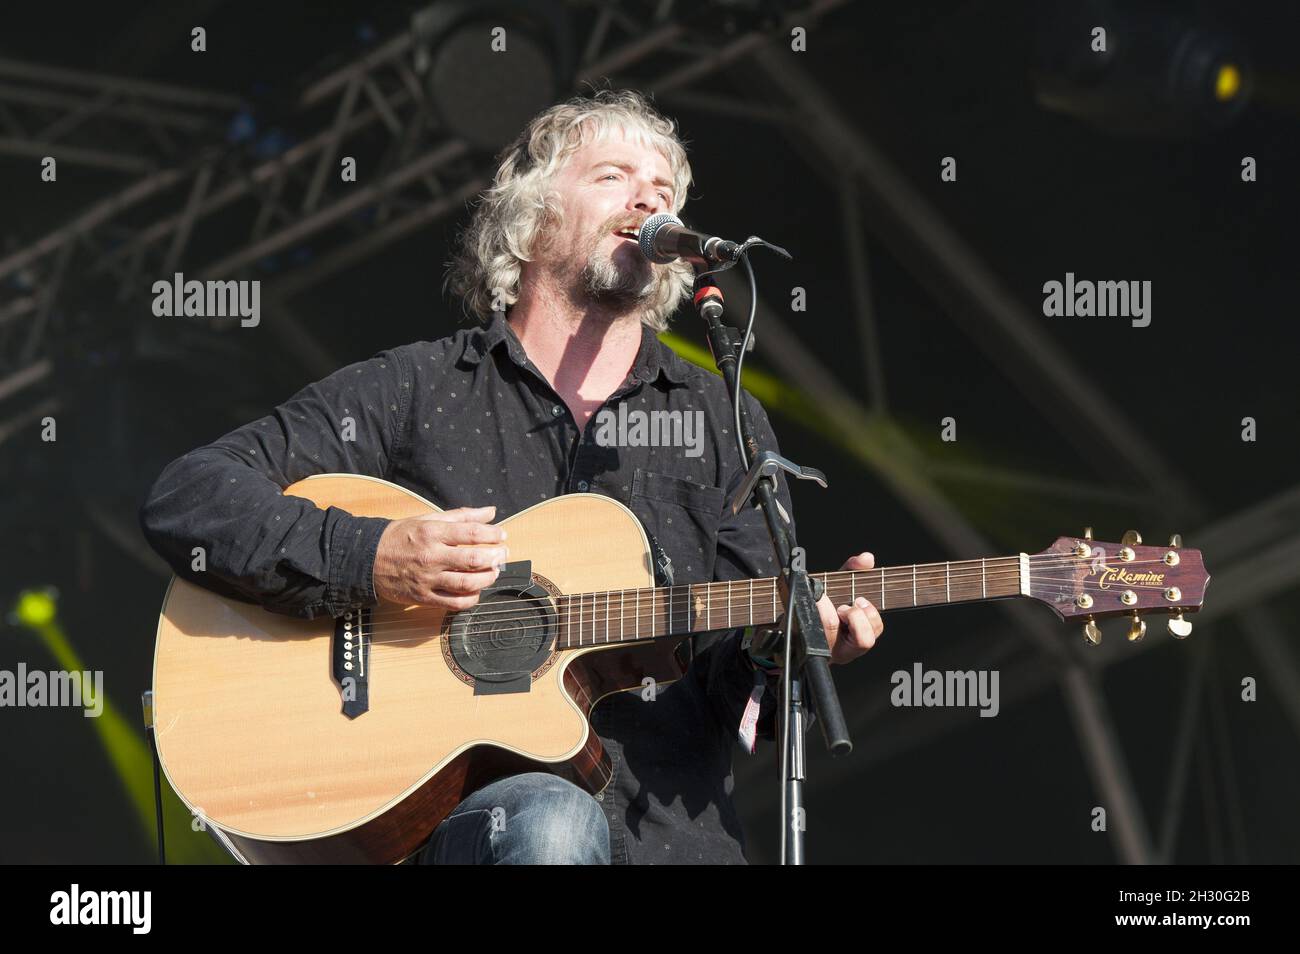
left=1095, top=566, right=1166, bottom=589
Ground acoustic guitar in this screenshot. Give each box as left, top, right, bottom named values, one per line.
left=150, top=473, right=1210, bottom=863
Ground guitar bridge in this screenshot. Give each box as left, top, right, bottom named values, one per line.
left=332, top=608, right=371, bottom=718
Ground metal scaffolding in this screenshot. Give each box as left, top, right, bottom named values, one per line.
left=0, top=56, right=243, bottom=174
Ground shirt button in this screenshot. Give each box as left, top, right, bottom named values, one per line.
left=551, top=405, right=562, bottom=417
left=577, top=480, right=589, bottom=492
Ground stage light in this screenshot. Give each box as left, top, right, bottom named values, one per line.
left=410, top=0, right=574, bottom=152
left=7, top=584, right=227, bottom=863
left=1215, top=64, right=1242, bottom=102
left=1031, top=0, right=1251, bottom=138
left=12, top=587, right=57, bottom=627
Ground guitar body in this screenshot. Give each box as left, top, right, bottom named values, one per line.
left=152, top=474, right=685, bottom=864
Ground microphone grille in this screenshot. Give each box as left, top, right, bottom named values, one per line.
left=638, top=212, right=682, bottom=263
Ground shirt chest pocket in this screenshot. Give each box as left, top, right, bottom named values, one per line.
left=628, top=468, right=725, bottom=585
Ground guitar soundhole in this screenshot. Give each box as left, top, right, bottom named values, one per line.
left=446, top=583, right=558, bottom=687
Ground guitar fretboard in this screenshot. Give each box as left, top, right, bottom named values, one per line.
left=554, top=557, right=1024, bottom=649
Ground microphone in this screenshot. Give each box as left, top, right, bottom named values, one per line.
left=637, top=213, right=743, bottom=265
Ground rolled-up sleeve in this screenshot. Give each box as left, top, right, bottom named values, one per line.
left=138, top=347, right=411, bottom=620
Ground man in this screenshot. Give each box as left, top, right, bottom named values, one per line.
left=140, top=89, right=884, bottom=865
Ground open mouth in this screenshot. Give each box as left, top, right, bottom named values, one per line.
left=612, top=225, right=640, bottom=242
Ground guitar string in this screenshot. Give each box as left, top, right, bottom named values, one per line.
left=363, top=559, right=1015, bottom=624
left=360, top=554, right=1180, bottom=625
left=360, top=555, right=1186, bottom=631
left=361, top=575, right=1027, bottom=640
left=357, top=577, right=1192, bottom=649
left=359, top=563, right=1189, bottom=637
left=352, top=580, right=1198, bottom=659
left=360, top=549, right=1179, bottom=623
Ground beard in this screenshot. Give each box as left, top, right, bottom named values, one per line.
left=578, top=247, right=655, bottom=309
left=561, top=213, right=657, bottom=314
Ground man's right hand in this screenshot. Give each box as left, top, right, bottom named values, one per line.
left=372, top=506, right=508, bottom=610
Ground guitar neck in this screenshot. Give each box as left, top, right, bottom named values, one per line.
left=553, top=555, right=1026, bottom=649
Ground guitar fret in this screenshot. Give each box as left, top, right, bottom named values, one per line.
left=555, top=554, right=1048, bottom=651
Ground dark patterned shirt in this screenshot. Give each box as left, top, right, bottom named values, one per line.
left=139, top=313, right=795, bottom=864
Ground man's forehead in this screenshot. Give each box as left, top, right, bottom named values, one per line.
left=569, top=129, right=672, bottom=179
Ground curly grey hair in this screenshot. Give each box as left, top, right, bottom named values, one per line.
left=444, top=88, right=695, bottom=332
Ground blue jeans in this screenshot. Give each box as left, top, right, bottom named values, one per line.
left=418, top=772, right=611, bottom=865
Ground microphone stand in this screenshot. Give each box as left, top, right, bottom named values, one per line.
left=691, top=261, right=853, bottom=865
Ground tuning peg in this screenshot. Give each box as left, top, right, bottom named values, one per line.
left=1083, top=616, right=1102, bottom=646
left=1121, top=530, right=1142, bottom=547
left=1167, top=609, right=1193, bottom=639
left=1127, top=612, right=1147, bottom=642
left=1168, top=533, right=1182, bottom=549
left=1083, top=527, right=1093, bottom=541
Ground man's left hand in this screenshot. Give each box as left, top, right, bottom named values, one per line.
left=820, top=552, right=884, bottom=665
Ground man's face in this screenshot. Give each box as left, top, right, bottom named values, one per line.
left=539, top=125, right=676, bottom=311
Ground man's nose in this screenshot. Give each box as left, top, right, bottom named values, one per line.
left=630, top=185, right=665, bottom=215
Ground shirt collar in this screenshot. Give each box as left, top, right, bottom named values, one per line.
left=461, top=313, right=691, bottom=387
left=631, top=320, right=692, bottom=386
left=461, top=312, right=528, bottom=368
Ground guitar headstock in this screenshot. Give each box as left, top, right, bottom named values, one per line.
left=1025, top=529, right=1209, bottom=644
